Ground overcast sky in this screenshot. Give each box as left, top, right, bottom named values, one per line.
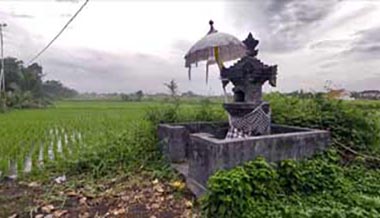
left=0, top=0, right=380, bottom=94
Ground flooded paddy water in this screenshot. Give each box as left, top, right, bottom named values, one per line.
left=0, top=100, right=154, bottom=179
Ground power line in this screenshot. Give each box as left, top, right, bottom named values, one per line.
left=28, top=0, right=89, bottom=64
left=0, top=23, right=7, bottom=93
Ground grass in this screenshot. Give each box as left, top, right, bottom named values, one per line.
left=0, top=97, right=379, bottom=217
left=345, top=99, right=380, bottom=111
left=1, top=98, right=379, bottom=179
left=0, top=101, right=159, bottom=178
left=0, top=100, right=203, bottom=217
left=0, top=99, right=225, bottom=179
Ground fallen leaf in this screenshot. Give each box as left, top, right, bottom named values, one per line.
left=79, top=197, right=87, bottom=205
left=152, top=179, right=159, bottom=185
left=134, top=193, right=144, bottom=201
left=8, top=214, right=17, bottom=218
left=54, top=175, right=66, bottom=184
left=79, top=212, right=90, bottom=218
left=28, top=182, right=40, bottom=188
left=171, top=180, right=185, bottom=190
left=182, top=209, right=192, bottom=218
left=66, top=191, right=78, bottom=197
left=44, top=215, right=53, bottom=218
left=185, top=200, right=193, bottom=208
left=53, top=210, right=68, bottom=217
left=41, top=205, right=55, bottom=214
left=151, top=203, right=160, bottom=209
left=34, top=214, right=44, bottom=218
left=112, top=208, right=126, bottom=215
left=121, top=195, right=129, bottom=201
left=154, top=185, right=164, bottom=193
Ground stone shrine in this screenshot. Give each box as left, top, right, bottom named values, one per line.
left=158, top=32, right=331, bottom=197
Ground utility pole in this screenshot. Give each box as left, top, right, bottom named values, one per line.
left=0, top=23, right=7, bottom=110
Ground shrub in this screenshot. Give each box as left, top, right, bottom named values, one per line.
left=144, top=103, right=181, bottom=125
left=202, top=150, right=380, bottom=218
left=266, top=93, right=380, bottom=152
left=194, top=99, right=225, bottom=122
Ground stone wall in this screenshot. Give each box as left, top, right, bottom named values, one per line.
left=189, top=127, right=330, bottom=187
left=157, top=121, right=330, bottom=196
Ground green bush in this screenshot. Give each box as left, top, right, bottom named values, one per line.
left=144, top=103, right=182, bottom=125
left=194, top=98, right=226, bottom=122
left=202, top=94, right=380, bottom=217
left=266, top=93, right=380, bottom=152
left=202, top=150, right=380, bottom=218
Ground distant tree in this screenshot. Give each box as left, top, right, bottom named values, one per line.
left=121, top=93, right=130, bottom=101
left=351, top=91, right=359, bottom=99
left=2, top=57, right=24, bottom=92
left=0, top=56, right=78, bottom=109
left=135, top=90, right=144, bottom=101
left=164, top=79, right=178, bottom=100
left=42, top=80, right=78, bottom=99
left=182, top=90, right=196, bottom=97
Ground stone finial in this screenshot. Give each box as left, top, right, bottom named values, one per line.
left=207, top=20, right=217, bottom=35
left=243, top=33, right=259, bottom=57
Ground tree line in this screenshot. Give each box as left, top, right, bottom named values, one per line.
left=0, top=57, right=78, bottom=110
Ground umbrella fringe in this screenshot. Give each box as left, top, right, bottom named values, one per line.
left=206, top=63, right=209, bottom=84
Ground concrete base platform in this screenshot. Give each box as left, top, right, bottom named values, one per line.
left=158, top=121, right=330, bottom=197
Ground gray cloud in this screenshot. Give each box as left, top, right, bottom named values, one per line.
left=10, top=12, right=34, bottom=19
left=0, top=11, right=43, bottom=60
left=311, top=27, right=380, bottom=71
left=318, top=61, right=340, bottom=69
left=40, top=48, right=183, bottom=93
left=228, top=0, right=340, bottom=52
left=1, top=1, right=380, bottom=94
left=0, top=9, right=222, bottom=94
left=346, top=75, right=380, bottom=91
left=171, top=40, right=192, bottom=54
left=60, top=13, right=73, bottom=18
left=309, top=39, right=349, bottom=50
left=345, top=27, right=380, bottom=58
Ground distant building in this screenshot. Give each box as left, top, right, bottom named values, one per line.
left=356, top=90, right=380, bottom=100
left=327, top=89, right=353, bottom=100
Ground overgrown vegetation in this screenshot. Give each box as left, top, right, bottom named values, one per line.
left=46, top=81, right=225, bottom=180
left=1, top=88, right=380, bottom=217
left=202, top=151, right=380, bottom=218
left=201, top=93, right=380, bottom=217
left=266, top=93, right=380, bottom=152
left=0, top=57, right=77, bottom=111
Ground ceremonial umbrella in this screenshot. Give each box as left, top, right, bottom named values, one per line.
left=184, top=20, right=247, bottom=85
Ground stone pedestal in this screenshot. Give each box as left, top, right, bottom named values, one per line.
left=224, top=102, right=271, bottom=137
left=223, top=102, right=270, bottom=117
left=220, top=33, right=277, bottom=138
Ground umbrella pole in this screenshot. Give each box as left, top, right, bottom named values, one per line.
left=222, top=86, right=228, bottom=102
left=214, top=47, right=228, bottom=103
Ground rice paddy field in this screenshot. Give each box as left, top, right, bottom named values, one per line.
left=0, top=98, right=379, bottom=179
left=0, top=101, right=168, bottom=178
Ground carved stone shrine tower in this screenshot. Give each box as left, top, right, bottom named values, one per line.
left=221, top=33, right=277, bottom=138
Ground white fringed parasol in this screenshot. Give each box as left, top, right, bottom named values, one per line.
left=184, top=20, right=247, bottom=84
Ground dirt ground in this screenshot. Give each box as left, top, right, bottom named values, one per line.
left=0, top=174, right=199, bottom=218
